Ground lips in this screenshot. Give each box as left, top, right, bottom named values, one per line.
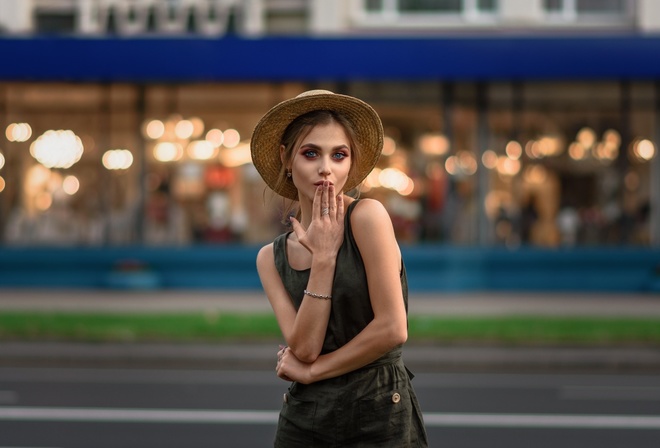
left=314, top=181, right=333, bottom=187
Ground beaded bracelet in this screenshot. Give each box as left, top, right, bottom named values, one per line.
left=303, top=289, right=332, bottom=300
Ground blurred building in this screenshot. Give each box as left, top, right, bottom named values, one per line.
left=0, top=0, right=659, bottom=290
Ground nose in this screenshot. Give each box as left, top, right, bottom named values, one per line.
left=318, top=157, right=331, bottom=176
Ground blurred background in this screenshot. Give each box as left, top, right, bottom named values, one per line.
left=1, top=3, right=660, bottom=447
left=0, top=0, right=658, bottom=292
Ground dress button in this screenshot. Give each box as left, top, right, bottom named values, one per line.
left=283, top=393, right=288, bottom=403
left=392, top=392, right=401, bottom=403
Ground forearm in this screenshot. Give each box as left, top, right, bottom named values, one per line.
left=308, top=316, right=407, bottom=382
left=287, top=256, right=336, bottom=362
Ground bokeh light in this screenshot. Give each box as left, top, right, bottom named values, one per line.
left=5, top=123, right=32, bottom=142
left=30, top=130, right=84, bottom=169
left=102, top=149, right=134, bottom=170
left=62, top=175, right=80, bottom=195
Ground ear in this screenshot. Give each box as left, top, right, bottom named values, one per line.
left=279, top=145, right=289, bottom=169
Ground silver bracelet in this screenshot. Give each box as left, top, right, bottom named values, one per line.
left=303, top=289, right=332, bottom=300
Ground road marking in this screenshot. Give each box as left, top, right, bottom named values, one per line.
left=0, top=408, right=277, bottom=424
left=0, top=407, right=659, bottom=429
left=422, top=413, right=660, bottom=429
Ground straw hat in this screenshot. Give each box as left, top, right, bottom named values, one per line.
left=250, top=90, right=384, bottom=200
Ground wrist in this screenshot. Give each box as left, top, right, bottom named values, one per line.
left=311, top=255, right=336, bottom=271
left=308, top=356, right=327, bottom=383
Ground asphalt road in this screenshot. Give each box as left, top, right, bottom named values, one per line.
left=1, top=366, right=659, bottom=448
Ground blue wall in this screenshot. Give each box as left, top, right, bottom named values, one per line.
left=2, top=35, right=660, bottom=82
left=1, top=246, right=658, bottom=292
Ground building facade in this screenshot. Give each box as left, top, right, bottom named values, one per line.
left=0, top=0, right=659, bottom=290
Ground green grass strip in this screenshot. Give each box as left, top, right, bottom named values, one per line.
left=0, top=312, right=659, bottom=345
left=0, top=312, right=281, bottom=343
left=408, top=315, right=660, bottom=345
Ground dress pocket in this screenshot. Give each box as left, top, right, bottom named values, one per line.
left=275, top=390, right=317, bottom=448
left=358, top=387, right=412, bottom=445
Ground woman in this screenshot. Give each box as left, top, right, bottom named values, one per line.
left=251, top=90, right=428, bottom=447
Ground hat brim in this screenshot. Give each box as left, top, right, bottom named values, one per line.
left=250, top=91, right=384, bottom=200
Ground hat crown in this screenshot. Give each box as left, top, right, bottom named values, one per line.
left=296, top=89, right=334, bottom=99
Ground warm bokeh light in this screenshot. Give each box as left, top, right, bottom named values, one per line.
left=189, top=117, right=205, bottom=139
left=222, top=129, right=241, bottom=148
left=187, top=140, right=217, bottom=160
left=505, top=141, right=522, bottom=160
left=30, top=130, right=84, bottom=169
left=635, top=139, right=655, bottom=161
left=154, top=142, right=183, bottom=162
left=568, top=142, right=587, bottom=160
left=364, top=168, right=382, bottom=189
left=0, top=176, right=5, bottom=193
left=102, top=149, right=134, bottom=170
left=482, top=150, right=498, bottom=169
left=603, top=129, right=621, bottom=147
left=379, top=167, right=412, bottom=194
left=5, top=122, right=32, bottom=142
left=62, top=175, right=80, bottom=195
left=0, top=152, right=5, bottom=170
left=382, top=136, right=396, bottom=156
left=419, top=133, right=449, bottom=156
left=525, top=140, right=541, bottom=159
left=536, top=135, right=563, bottom=157
left=175, top=120, right=195, bottom=140
left=496, top=156, right=520, bottom=176
left=523, top=165, right=548, bottom=184
left=577, top=127, right=596, bottom=149
left=457, top=151, right=477, bottom=175
left=444, top=156, right=457, bottom=175
left=144, top=119, right=165, bottom=140
left=206, top=129, right=224, bottom=147
left=219, top=142, right=252, bottom=167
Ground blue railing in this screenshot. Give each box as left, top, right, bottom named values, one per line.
left=1, top=246, right=658, bottom=292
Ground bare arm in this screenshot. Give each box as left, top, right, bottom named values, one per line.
left=257, top=183, right=344, bottom=363
left=276, top=199, right=408, bottom=383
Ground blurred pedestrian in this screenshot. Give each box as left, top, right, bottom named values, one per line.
left=251, top=90, right=428, bottom=447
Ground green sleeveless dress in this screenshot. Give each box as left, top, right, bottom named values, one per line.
left=272, top=200, right=428, bottom=447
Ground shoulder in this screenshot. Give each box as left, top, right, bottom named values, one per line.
left=350, top=198, right=396, bottom=246
left=351, top=198, right=392, bottom=228
left=256, top=242, right=275, bottom=271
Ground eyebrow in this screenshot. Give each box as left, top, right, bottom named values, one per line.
left=300, top=143, right=350, bottom=151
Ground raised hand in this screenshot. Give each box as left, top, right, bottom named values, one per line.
left=290, top=181, right=345, bottom=259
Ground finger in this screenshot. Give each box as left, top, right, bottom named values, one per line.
left=321, top=182, right=330, bottom=218
left=328, top=184, right=337, bottom=220
left=312, top=183, right=323, bottom=219
left=336, top=193, right=345, bottom=222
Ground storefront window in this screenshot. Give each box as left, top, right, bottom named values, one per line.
left=0, top=80, right=656, bottom=248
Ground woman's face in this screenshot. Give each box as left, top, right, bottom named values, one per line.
left=288, top=120, right=352, bottom=203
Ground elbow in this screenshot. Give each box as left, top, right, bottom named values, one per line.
left=384, top=321, right=408, bottom=349
left=290, top=346, right=320, bottom=364
left=391, top=325, right=408, bottom=347
left=287, top=339, right=322, bottom=363
left=296, top=350, right=320, bottom=364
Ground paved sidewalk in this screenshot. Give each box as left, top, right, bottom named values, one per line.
left=1, top=289, right=659, bottom=316
left=1, top=289, right=659, bottom=372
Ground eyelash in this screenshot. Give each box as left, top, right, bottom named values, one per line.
left=302, top=150, right=348, bottom=160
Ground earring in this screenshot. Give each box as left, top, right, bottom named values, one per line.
left=286, top=170, right=292, bottom=178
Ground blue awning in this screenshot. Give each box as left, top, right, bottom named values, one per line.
left=1, top=34, right=660, bottom=82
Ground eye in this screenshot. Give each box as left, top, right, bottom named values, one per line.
left=302, top=149, right=318, bottom=158
left=333, top=151, right=349, bottom=160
